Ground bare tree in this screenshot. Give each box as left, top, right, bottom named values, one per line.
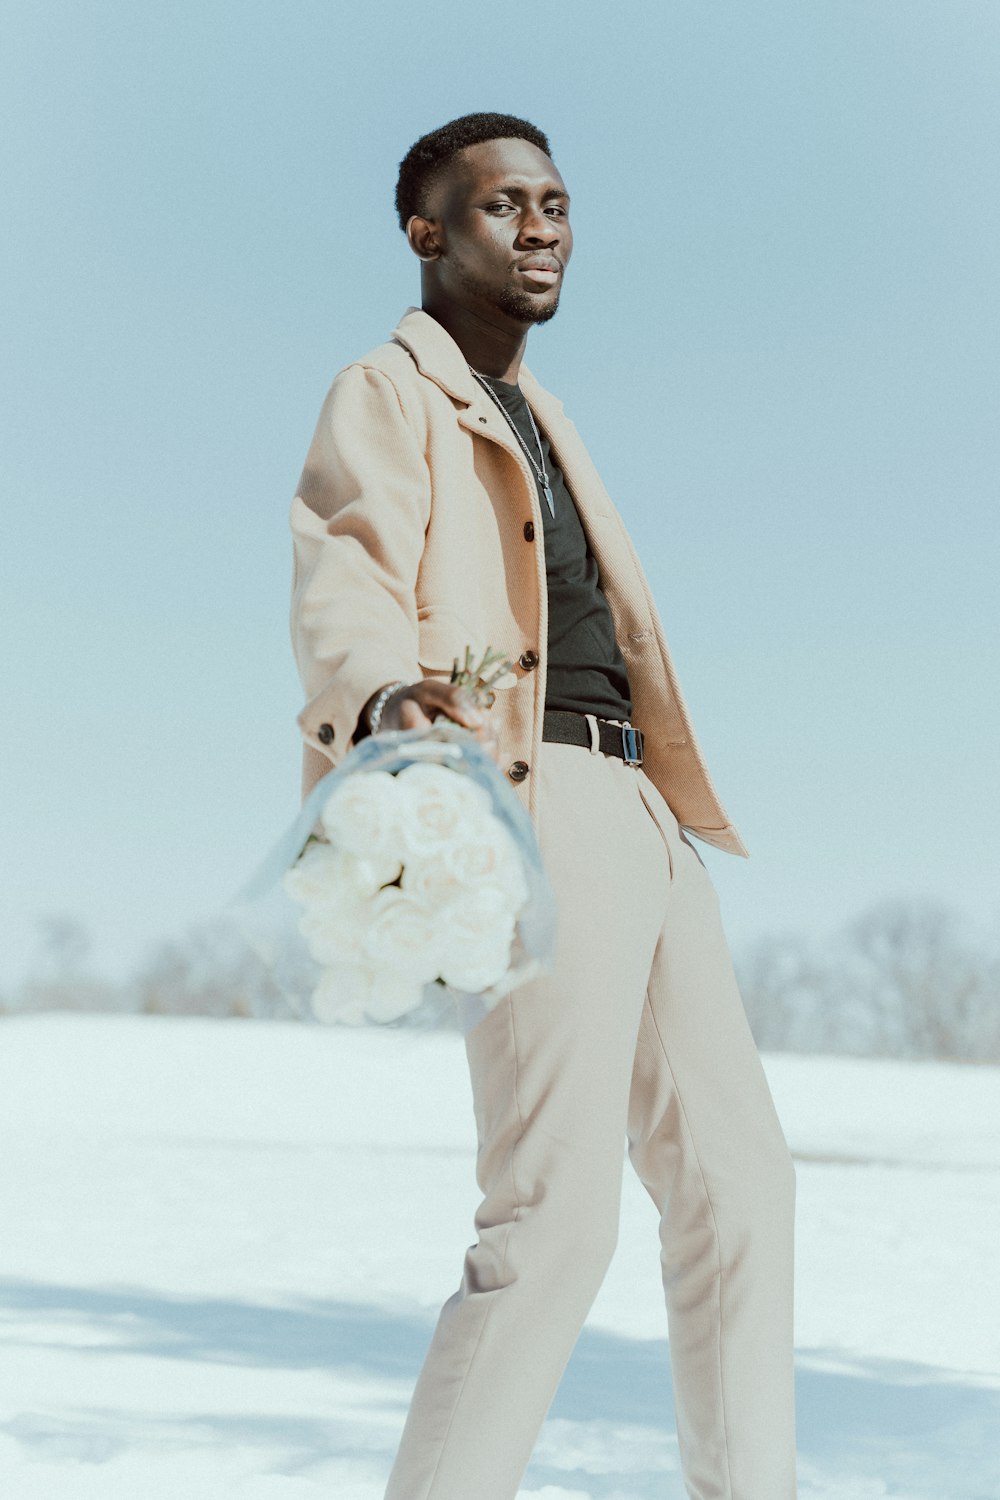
left=736, top=897, right=1000, bottom=1061
left=835, top=898, right=990, bottom=1059
left=736, top=932, right=827, bottom=1051
left=133, top=917, right=295, bottom=1020
left=8, top=898, right=998, bottom=1058
left=38, top=915, right=92, bottom=979
left=13, top=914, right=121, bottom=1014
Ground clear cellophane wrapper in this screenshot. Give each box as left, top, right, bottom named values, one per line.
left=230, top=721, right=558, bottom=1032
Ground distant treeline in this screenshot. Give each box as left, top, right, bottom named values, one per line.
left=734, top=898, right=1000, bottom=1062
left=3, top=897, right=999, bottom=1062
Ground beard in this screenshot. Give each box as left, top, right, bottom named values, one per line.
left=453, top=262, right=561, bottom=324
left=493, top=283, right=560, bottom=324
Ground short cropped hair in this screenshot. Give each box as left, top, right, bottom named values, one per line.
left=395, top=112, right=553, bottom=231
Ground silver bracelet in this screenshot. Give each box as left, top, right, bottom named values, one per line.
left=368, top=680, right=407, bottom=736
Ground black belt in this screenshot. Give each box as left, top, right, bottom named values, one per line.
left=542, top=709, right=644, bottom=766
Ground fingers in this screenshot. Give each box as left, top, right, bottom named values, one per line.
left=396, top=696, right=434, bottom=730
left=382, top=681, right=492, bottom=739
left=422, top=683, right=486, bottom=729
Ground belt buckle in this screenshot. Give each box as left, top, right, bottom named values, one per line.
left=621, top=721, right=643, bottom=766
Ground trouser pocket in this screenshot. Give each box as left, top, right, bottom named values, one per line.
left=634, top=778, right=674, bottom=883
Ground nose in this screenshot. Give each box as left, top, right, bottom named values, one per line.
left=516, top=205, right=561, bottom=248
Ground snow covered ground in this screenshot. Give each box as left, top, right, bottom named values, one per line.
left=0, top=1013, right=998, bottom=1499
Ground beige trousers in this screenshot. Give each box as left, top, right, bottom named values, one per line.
left=384, top=736, right=798, bottom=1500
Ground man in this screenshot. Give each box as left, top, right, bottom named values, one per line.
left=290, top=112, right=797, bottom=1500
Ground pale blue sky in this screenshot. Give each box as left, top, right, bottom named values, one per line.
left=2, top=1, right=997, bottom=989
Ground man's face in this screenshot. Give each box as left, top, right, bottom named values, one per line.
left=417, top=137, right=573, bottom=325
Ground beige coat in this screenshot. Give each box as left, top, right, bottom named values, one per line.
left=289, top=306, right=748, bottom=858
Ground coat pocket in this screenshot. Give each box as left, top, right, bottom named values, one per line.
left=416, top=605, right=474, bottom=676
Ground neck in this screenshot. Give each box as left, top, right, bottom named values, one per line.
left=420, top=286, right=528, bottom=383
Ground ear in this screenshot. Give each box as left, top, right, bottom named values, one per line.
left=406, top=214, right=442, bottom=262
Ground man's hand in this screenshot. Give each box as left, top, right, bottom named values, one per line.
left=369, top=681, right=503, bottom=765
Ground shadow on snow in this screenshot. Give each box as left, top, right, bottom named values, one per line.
left=1, top=1277, right=997, bottom=1497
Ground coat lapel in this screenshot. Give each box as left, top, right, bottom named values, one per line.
left=383, top=306, right=745, bottom=852
left=390, top=305, right=531, bottom=474
left=390, top=306, right=655, bottom=645
left=519, top=368, right=657, bottom=648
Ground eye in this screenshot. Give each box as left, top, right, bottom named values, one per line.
left=545, top=205, right=567, bottom=218
left=485, top=202, right=515, bottom=214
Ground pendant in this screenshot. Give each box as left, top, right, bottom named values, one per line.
left=543, top=480, right=556, bottom=519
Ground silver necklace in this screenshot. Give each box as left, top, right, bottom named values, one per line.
left=469, top=367, right=556, bottom=518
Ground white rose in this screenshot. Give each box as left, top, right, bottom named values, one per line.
left=394, top=762, right=491, bottom=857
left=297, top=882, right=379, bottom=966
left=345, top=848, right=403, bottom=893
left=363, top=967, right=429, bottom=1023
left=404, top=760, right=492, bottom=817
left=281, top=841, right=343, bottom=905
left=312, top=958, right=428, bottom=1024
left=401, top=818, right=527, bottom=914
left=453, top=879, right=525, bottom=936
left=287, top=841, right=398, bottom=906
left=439, top=935, right=515, bottom=993
left=319, top=771, right=406, bottom=867
left=441, top=820, right=529, bottom=909
left=310, top=964, right=371, bottom=1025
left=400, top=849, right=464, bottom=909
left=309, top=952, right=428, bottom=1025
left=360, top=887, right=446, bottom=984
left=437, top=886, right=518, bottom=992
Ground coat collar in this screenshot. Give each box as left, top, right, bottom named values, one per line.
left=390, top=306, right=576, bottom=499
left=390, top=304, right=556, bottom=413
left=390, top=306, right=478, bottom=404
left=389, top=305, right=613, bottom=521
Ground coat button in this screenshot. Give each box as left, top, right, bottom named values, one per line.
left=519, top=649, right=539, bottom=671
left=479, top=416, right=488, bottom=424
left=523, top=521, right=535, bottom=541
left=507, top=760, right=530, bottom=783
left=317, top=723, right=334, bottom=745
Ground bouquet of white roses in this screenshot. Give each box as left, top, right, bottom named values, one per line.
left=233, top=651, right=557, bottom=1029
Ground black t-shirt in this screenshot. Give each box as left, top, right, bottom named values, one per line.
left=478, top=374, right=634, bottom=722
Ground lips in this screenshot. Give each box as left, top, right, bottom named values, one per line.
left=516, top=259, right=561, bottom=287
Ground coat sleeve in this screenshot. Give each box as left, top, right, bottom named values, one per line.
left=289, top=362, right=431, bottom=773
